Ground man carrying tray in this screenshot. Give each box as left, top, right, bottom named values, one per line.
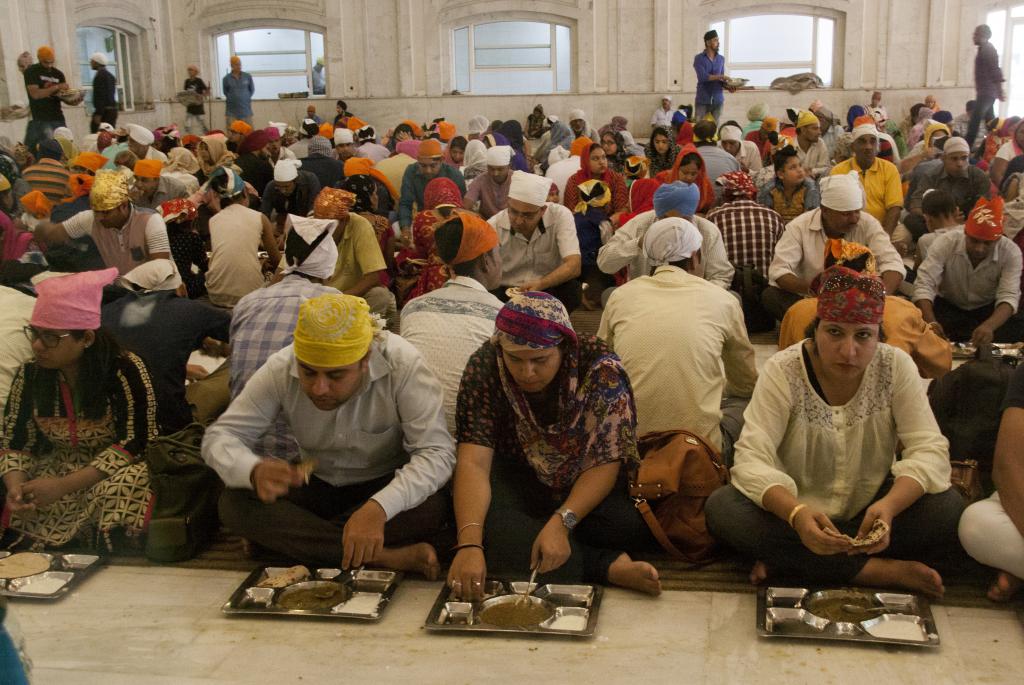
left=203, top=293, right=455, bottom=578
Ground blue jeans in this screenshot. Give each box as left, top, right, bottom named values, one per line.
left=694, top=101, right=723, bottom=123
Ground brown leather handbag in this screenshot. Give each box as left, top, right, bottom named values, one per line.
left=629, top=430, right=730, bottom=565
left=950, top=459, right=984, bottom=504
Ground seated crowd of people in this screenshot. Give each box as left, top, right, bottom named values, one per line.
left=4, top=45, right=1024, bottom=605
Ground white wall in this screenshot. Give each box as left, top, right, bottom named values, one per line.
left=0, top=0, right=991, bottom=143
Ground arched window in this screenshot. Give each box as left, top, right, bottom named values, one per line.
left=451, top=20, right=571, bottom=95
left=707, top=13, right=837, bottom=88
left=76, top=25, right=135, bottom=111
left=214, top=27, right=325, bottom=99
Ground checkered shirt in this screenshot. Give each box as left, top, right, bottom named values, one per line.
left=705, top=199, right=786, bottom=276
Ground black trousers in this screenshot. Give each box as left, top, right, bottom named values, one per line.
left=492, top=279, right=582, bottom=313
left=219, top=474, right=453, bottom=567
left=24, top=119, right=65, bottom=155
left=89, top=107, right=119, bottom=133
left=761, top=286, right=803, bottom=321
left=965, top=96, right=997, bottom=154
left=483, top=454, right=657, bottom=584
left=933, top=297, right=1024, bottom=343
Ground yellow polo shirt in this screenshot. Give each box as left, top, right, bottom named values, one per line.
left=830, top=157, right=903, bottom=223
left=327, top=213, right=387, bottom=292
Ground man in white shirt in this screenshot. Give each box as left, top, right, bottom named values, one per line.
left=650, top=95, right=674, bottom=129
left=763, top=173, right=905, bottom=320
left=402, top=212, right=504, bottom=433
left=488, top=170, right=582, bottom=311
left=599, top=218, right=757, bottom=463
left=205, top=293, right=455, bottom=576
left=793, top=109, right=832, bottom=179
left=125, top=123, right=168, bottom=163
left=597, top=181, right=735, bottom=289
left=914, top=197, right=1024, bottom=345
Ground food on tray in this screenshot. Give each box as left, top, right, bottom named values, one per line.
left=334, top=592, right=381, bottom=615
left=277, top=582, right=348, bottom=610
left=0, top=552, right=52, bottom=579
left=805, top=591, right=878, bottom=623
left=479, top=601, right=553, bottom=627
left=10, top=573, right=69, bottom=595
left=257, top=565, right=310, bottom=588
left=824, top=519, right=889, bottom=547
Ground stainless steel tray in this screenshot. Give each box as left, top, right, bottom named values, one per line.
left=0, top=551, right=105, bottom=600
left=222, top=566, right=402, bottom=621
left=952, top=342, right=1023, bottom=359
left=424, top=579, right=602, bottom=638
left=756, top=586, right=940, bottom=648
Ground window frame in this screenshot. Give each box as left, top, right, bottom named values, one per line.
left=450, top=19, right=572, bottom=95
left=707, top=10, right=841, bottom=89
left=212, top=26, right=325, bottom=100
left=76, top=25, right=136, bottom=112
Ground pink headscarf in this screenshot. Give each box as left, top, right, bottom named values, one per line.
left=31, top=268, right=119, bottom=330
left=396, top=140, right=421, bottom=158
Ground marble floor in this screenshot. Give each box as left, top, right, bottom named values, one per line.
left=8, top=565, right=1024, bottom=685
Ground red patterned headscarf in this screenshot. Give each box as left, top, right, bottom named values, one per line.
left=814, top=266, right=885, bottom=325
left=717, top=170, right=757, bottom=200
left=494, top=290, right=577, bottom=349
left=423, top=177, right=462, bottom=210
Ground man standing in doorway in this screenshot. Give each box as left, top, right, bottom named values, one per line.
left=89, top=52, right=118, bottom=133
left=965, top=25, right=1005, bottom=156
left=23, top=46, right=68, bottom=153
left=183, top=65, right=209, bottom=135
left=693, top=30, right=729, bottom=123
left=223, top=55, right=255, bottom=127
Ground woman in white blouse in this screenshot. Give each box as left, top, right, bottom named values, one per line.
left=706, top=266, right=964, bottom=598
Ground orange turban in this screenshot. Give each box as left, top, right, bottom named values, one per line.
left=133, top=159, right=163, bottom=179
left=229, top=55, right=241, bottom=66
left=570, top=137, right=593, bottom=158
left=852, top=115, right=876, bottom=129
left=418, top=139, right=443, bottom=158
left=344, top=157, right=398, bottom=199
left=20, top=190, right=53, bottom=219
left=346, top=116, right=367, bottom=132
left=402, top=119, right=424, bottom=137
left=447, top=210, right=498, bottom=265
left=70, top=152, right=108, bottom=173
left=319, top=123, right=335, bottom=139
left=229, top=120, right=252, bottom=135
left=37, top=46, right=55, bottom=62
left=965, top=196, right=1004, bottom=241
left=181, top=134, right=201, bottom=147
left=313, top=187, right=356, bottom=220
left=761, top=117, right=779, bottom=132
left=68, top=173, right=95, bottom=199
left=438, top=121, right=456, bottom=142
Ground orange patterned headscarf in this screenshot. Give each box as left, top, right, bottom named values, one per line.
left=313, top=187, right=356, bottom=221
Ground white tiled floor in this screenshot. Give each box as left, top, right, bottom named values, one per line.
left=9, top=566, right=1024, bottom=685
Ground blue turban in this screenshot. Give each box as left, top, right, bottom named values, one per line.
left=37, top=139, right=64, bottom=161
left=671, top=110, right=688, bottom=126
left=932, top=110, right=954, bottom=125
left=653, top=181, right=700, bottom=218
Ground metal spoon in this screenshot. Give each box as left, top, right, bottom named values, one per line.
left=841, top=604, right=900, bottom=615
left=517, top=567, right=539, bottom=605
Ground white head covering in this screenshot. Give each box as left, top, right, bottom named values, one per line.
left=462, top=139, right=487, bottom=175
left=120, top=259, right=182, bottom=292
left=98, top=122, right=115, bottom=133
left=819, top=172, right=864, bottom=212
left=485, top=145, right=512, bottom=167
left=127, top=124, right=154, bottom=146
left=90, top=52, right=108, bottom=66
left=508, top=170, right=550, bottom=207
left=269, top=121, right=287, bottom=137
left=334, top=128, right=354, bottom=145
left=661, top=95, right=673, bottom=102
left=468, top=115, right=490, bottom=135
left=274, top=159, right=302, bottom=182
left=53, top=127, right=74, bottom=142
left=548, top=146, right=570, bottom=165
left=719, top=125, right=742, bottom=142
left=643, top=218, right=703, bottom=266
left=547, top=115, right=560, bottom=124
left=81, top=133, right=99, bottom=153
left=568, top=109, right=586, bottom=122
left=283, top=215, right=339, bottom=279
left=943, top=137, right=970, bottom=156
left=850, top=123, right=879, bottom=143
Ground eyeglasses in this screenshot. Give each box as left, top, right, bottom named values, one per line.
left=23, top=325, right=72, bottom=349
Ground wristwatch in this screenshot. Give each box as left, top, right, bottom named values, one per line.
left=556, top=508, right=578, bottom=531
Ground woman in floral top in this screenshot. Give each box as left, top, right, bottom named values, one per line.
left=1, top=268, right=158, bottom=550
left=446, top=291, right=660, bottom=599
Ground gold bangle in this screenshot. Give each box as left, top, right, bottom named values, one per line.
left=457, top=522, right=482, bottom=540
left=787, top=503, right=807, bottom=528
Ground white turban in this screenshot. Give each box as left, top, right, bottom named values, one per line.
left=120, top=259, right=182, bottom=293
left=943, top=137, right=970, bottom=156
left=98, top=122, right=115, bottom=133
left=126, top=124, right=154, bottom=146
left=508, top=170, right=550, bottom=207
left=662, top=95, right=673, bottom=102
left=719, top=125, right=742, bottom=142
left=283, top=215, right=339, bottom=280
left=334, top=128, right=354, bottom=145
left=819, top=172, right=864, bottom=212
left=548, top=146, right=569, bottom=165
left=269, top=121, right=287, bottom=136
left=569, top=109, right=586, bottom=122
left=53, top=127, right=74, bottom=142
left=547, top=115, right=560, bottom=124
left=274, top=159, right=302, bottom=182
left=850, top=123, right=879, bottom=142
left=90, top=52, right=108, bottom=66
left=485, top=145, right=512, bottom=167
left=643, top=218, right=703, bottom=266
left=468, top=115, right=490, bottom=135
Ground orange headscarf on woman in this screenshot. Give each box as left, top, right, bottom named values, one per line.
left=656, top=144, right=715, bottom=213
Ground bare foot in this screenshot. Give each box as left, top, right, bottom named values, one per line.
left=852, top=558, right=945, bottom=599
left=607, top=554, right=662, bottom=595
left=374, top=543, right=440, bottom=580
left=749, top=560, right=768, bottom=586
left=987, top=571, right=1023, bottom=603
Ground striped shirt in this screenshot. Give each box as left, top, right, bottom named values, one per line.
left=22, top=159, right=70, bottom=204
left=706, top=199, right=786, bottom=276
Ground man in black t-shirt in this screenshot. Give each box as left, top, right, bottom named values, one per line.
left=183, top=65, right=208, bottom=135
left=89, top=52, right=118, bottom=133
left=23, top=46, right=68, bottom=154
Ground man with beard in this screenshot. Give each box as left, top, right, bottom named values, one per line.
left=463, top=145, right=512, bottom=219
left=907, top=137, right=991, bottom=239
left=792, top=109, right=832, bottom=179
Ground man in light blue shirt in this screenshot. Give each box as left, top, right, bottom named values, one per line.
left=222, top=55, right=255, bottom=126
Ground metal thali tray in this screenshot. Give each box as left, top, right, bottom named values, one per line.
left=757, top=586, right=940, bottom=648
left=222, top=566, right=402, bottom=620
left=0, top=550, right=105, bottom=600
left=952, top=342, right=1023, bottom=359
left=424, top=579, right=602, bottom=638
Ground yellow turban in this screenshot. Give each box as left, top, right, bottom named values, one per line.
left=293, top=294, right=374, bottom=368
left=90, top=170, right=132, bottom=211
left=795, top=110, right=818, bottom=129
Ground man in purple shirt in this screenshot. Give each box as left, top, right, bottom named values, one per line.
left=966, top=24, right=1005, bottom=155
left=693, top=30, right=729, bottom=123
